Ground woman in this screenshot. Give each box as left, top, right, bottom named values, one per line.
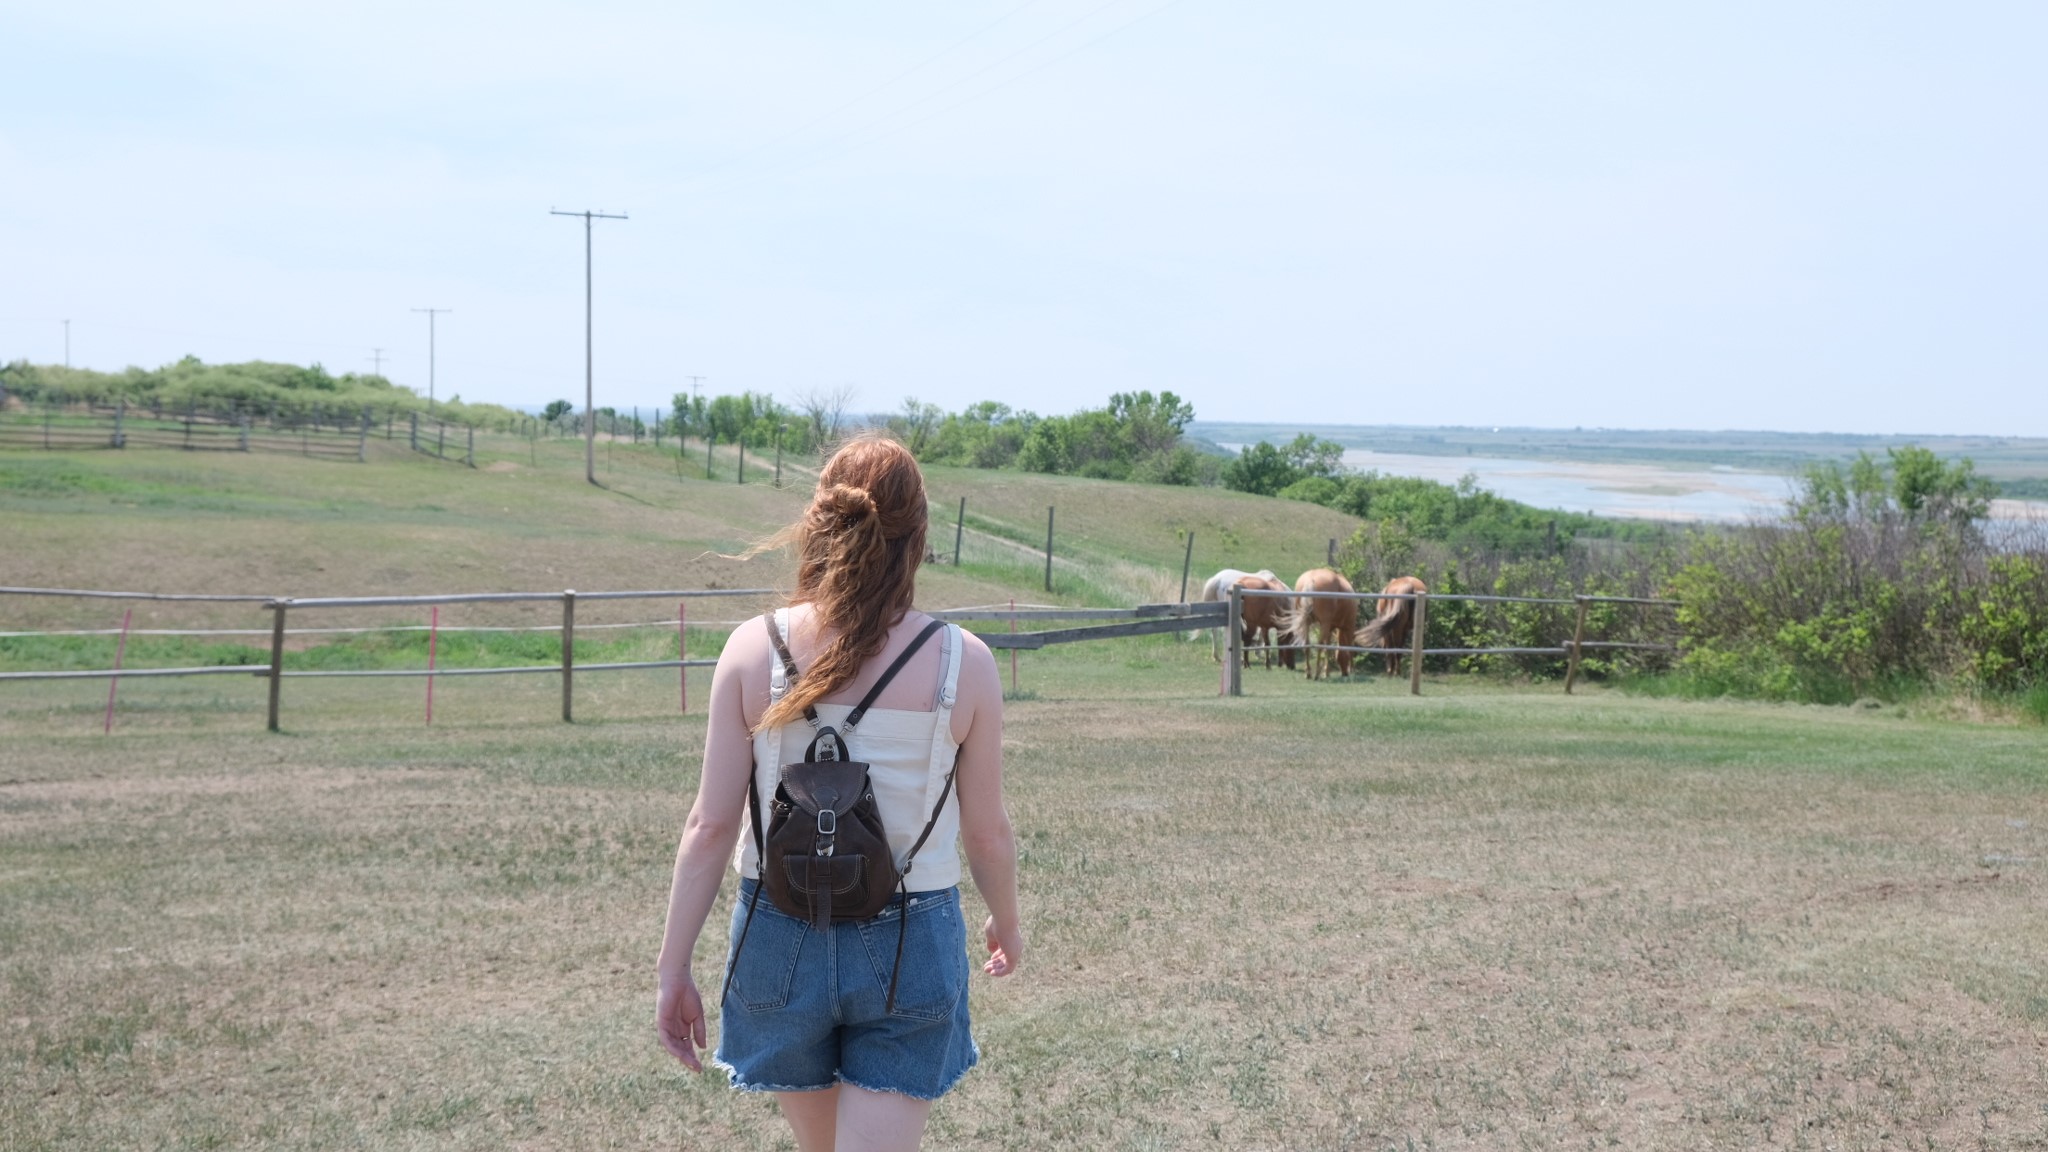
left=656, top=434, right=1024, bottom=1152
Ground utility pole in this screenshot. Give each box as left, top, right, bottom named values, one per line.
left=410, top=309, right=451, bottom=409
left=684, top=375, right=706, bottom=460
left=369, top=348, right=388, bottom=377
left=551, top=207, right=629, bottom=486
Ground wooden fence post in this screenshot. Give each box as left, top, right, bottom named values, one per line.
left=1044, top=507, right=1055, bottom=593
left=1409, top=592, right=1427, bottom=696
left=1180, top=532, right=1195, bottom=603
left=737, top=439, right=746, bottom=483
left=466, top=425, right=475, bottom=468
left=113, top=399, right=125, bottom=448
left=358, top=412, right=370, bottom=462
left=1227, top=583, right=1244, bottom=696
left=954, top=497, right=965, bottom=566
left=436, top=422, right=445, bottom=459
left=266, top=601, right=288, bottom=732
left=706, top=434, right=714, bottom=480
left=1565, top=596, right=1590, bottom=695
left=1328, top=538, right=1336, bottom=567
left=561, top=590, right=576, bottom=723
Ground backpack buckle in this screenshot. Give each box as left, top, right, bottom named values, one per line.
left=816, top=808, right=836, bottom=837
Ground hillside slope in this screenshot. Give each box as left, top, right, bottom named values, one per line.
left=0, top=434, right=1360, bottom=629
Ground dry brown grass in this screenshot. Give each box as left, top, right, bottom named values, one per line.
left=3, top=645, right=2045, bottom=1150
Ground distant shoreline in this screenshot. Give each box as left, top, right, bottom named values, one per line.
left=1188, top=421, right=2048, bottom=485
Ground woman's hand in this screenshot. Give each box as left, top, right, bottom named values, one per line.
left=657, top=969, right=707, bottom=1071
left=982, top=915, right=1025, bottom=977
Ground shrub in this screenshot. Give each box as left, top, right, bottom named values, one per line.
left=1961, top=556, right=2048, bottom=691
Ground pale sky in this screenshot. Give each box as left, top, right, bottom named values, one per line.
left=4, top=1, right=2042, bottom=436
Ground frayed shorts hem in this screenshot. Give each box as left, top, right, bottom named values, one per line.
left=708, top=1055, right=833, bottom=1094
left=710, top=1053, right=981, bottom=1102
left=837, top=1050, right=979, bottom=1102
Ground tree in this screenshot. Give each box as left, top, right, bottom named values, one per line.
left=894, top=398, right=945, bottom=457
left=1106, top=390, right=1195, bottom=459
left=542, top=399, right=573, bottom=421
left=1797, top=448, right=1995, bottom=526
left=796, top=385, right=856, bottom=450
left=1221, top=441, right=1297, bottom=496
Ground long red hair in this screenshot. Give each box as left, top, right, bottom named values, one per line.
left=755, top=433, right=929, bottom=731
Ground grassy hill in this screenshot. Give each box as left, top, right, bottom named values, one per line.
left=0, top=432, right=1359, bottom=636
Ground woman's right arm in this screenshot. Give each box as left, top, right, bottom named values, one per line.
left=655, top=624, right=764, bottom=1070
left=952, top=632, right=1024, bottom=977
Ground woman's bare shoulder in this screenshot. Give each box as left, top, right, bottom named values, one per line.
left=949, top=625, right=1001, bottom=707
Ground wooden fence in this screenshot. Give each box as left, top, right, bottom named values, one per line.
left=3, top=582, right=1674, bottom=726
left=1224, top=585, right=1678, bottom=697
left=0, top=401, right=369, bottom=461
left=0, top=586, right=1230, bottom=731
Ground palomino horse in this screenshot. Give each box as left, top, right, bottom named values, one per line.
left=1232, top=573, right=1291, bottom=668
left=1288, top=568, right=1358, bottom=680
left=1199, top=567, right=1277, bottom=659
left=1357, top=576, right=1428, bottom=676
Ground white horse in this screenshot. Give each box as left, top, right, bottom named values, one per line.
left=1198, top=568, right=1277, bottom=658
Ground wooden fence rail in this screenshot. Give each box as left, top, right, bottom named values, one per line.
left=1225, top=586, right=1679, bottom=698
left=4, top=583, right=1673, bottom=725
left=0, top=586, right=782, bottom=730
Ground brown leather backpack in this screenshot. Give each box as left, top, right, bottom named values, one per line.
left=722, top=616, right=956, bottom=1013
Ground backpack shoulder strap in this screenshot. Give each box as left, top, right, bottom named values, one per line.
left=843, top=619, right=948, bottom=732
left=763, top=611, right=818, bottom=729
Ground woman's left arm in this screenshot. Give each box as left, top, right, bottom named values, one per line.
left=655, top=624, right=764, bottom=1071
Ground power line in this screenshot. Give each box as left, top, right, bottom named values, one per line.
left=550, top=208, right=629, bottom=487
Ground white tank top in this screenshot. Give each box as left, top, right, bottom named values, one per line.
left=732, top=609, right=966, bottom=892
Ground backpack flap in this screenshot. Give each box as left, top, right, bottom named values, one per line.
left=778, top=759, right=871, bottom=825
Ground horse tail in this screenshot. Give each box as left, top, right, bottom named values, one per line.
left=1285, top=594, right=1313, bottom=673
left=1356, top=613, right=1389, bottom=653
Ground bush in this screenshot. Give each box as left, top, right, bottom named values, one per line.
left=1961, top=556, right=2048, bottom=690
left=1664, top=450, right=2046, bottom=703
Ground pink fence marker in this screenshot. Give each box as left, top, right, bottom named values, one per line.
left=102, top=607, right=133, bottom=734
left=426, top=605, right=439, bottom=725
left=678, top=600, right=688, bottom=714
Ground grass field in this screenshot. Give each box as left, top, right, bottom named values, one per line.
left=2, top=639, right=2044, bottom=1150
left=4, top=440, right=2045, bottom=1149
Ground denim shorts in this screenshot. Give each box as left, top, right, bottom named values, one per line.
left=713, top=878, right=979, bottom=1100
